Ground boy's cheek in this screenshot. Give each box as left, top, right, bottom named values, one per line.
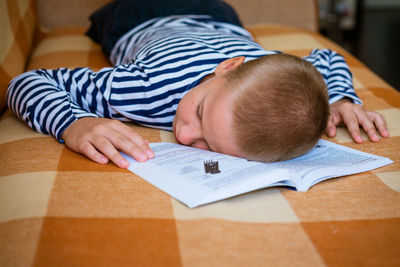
left=172, top=117, right=179, bottom=142
left=191, top=142, right=210, bottom=151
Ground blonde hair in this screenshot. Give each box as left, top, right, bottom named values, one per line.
left=226, top=54, right=329, bottom=162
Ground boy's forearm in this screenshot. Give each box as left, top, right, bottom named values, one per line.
left=7, top=69, right=98, bottom=142
left=324, top=50, right=361, bottom=105
left=306, top=49, right=362, bottom=105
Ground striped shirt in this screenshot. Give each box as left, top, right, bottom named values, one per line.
left=7, top=15, right=361, bottom=143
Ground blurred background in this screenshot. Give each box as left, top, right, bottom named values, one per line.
left=319, top=0, right=400, bottom=91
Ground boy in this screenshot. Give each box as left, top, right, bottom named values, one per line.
left=7, top=0, right=388, bottom=168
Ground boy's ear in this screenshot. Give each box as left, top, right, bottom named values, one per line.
left=214, top=56, right=245, bottom=76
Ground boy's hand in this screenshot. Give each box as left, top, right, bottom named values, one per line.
left=61, top=117, right=154, bottom=168
left=326, top=99, right=390, bottom=143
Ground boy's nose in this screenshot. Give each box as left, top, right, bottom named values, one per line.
left=177, top=124, right=203, bottom=147
left=178, top=129, right=210, bottom=150
left=177, top=127, right=199, bottom=145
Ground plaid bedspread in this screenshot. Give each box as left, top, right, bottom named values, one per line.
left=1, top=24, right=399, bottom=266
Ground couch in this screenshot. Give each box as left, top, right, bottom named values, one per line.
left=1, top=0, right=399, bottom=266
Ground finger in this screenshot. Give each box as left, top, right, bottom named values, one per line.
left=342, top=113, right=363, bottom=143
left=143, top=139, right=154, bottom=158
left=368, top=111, right=390, bottom=138
left=112, top=123, right=154, bottom=158
left=325, top=119, right=337, bottom=137
left=110, top=134, right=150, bottom=163
left=79, top=142, right=109, bottom=165
left=125, top=132, right=154, bottom=158
left=330, top=110, right=343, bottom=126
left=356, top=112, right=380, bottom=142
left=93, top=137, right=130, bottom=168
left=325, top=107, right=345, bottom=137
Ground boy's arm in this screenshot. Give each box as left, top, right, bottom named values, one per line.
left=7, top=69, right=98, bottom=141
left=304, top=49, right=389, bottom=143
left=7, top=68, right=153, bottom=167
left=305, top=49, right=360, bottom=105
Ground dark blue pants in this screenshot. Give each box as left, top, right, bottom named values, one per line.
left=86, top=0, right=242, bottom=56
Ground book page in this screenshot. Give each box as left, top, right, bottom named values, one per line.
left=123, top=143, right=289, bottom=207
left=149, top=143, right=286, bottom=189
left=268, top=139, right=393, bottom=191
left=124, top=140, right=393, bottom=207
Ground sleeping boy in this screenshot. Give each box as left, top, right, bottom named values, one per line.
left=6, top=0, right=388, bottom=168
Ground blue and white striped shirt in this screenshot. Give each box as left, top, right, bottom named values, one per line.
left=7, top=15, right=361, bottom=143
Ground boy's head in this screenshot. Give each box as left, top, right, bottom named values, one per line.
left=227, top=54, right=329, bottom=161
left=173, top=54, right=329, bottom=162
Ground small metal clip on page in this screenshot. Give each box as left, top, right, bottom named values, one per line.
left=204, top=160, right=221, bottom=174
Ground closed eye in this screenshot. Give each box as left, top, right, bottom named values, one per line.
left=197, top=97, right=205, bottom=121
left=196, top=102, right=202, bottom=119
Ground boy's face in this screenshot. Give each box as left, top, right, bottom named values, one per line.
left=173, top=71, right=243, bottom=158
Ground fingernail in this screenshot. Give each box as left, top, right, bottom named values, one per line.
left=100, top=156, right=108, bottom=164
left=146, top=150, right=154, bottom=158
left=138, top=153, right=147, bottom=162
left=383, top=129, right=390, bottom=137
left=120, top=159, right=129, bottom=167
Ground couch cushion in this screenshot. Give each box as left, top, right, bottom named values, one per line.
left=27, top=27, right=111, bottom=71
left=0, top=0, right=36, bottom=113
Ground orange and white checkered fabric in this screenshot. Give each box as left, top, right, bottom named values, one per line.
left=0, top=22, right=399, bottom=266
left=0, top=0, right=36, bottom=113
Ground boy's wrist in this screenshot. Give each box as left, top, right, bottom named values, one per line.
left=61, top=117, right=93, bottom=141
left=338, top=97, right=353, bottom=103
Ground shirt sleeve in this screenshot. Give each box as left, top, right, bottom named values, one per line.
left=6, top=67, right=115, bottom=143
left=303, top=49, right=362, bottom=105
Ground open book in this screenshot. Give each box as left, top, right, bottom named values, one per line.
left=123, top=139, right=393, bottom=208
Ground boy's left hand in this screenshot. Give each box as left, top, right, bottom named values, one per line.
left=326, top=99, right=390, bottom=143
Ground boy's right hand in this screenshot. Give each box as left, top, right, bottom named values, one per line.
left=61, top=117, right=154, bottom=168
